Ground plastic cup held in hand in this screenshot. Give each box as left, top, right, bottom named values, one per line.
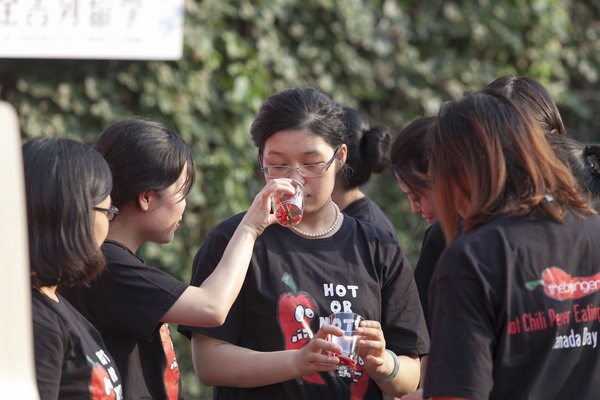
left=327, top=312, right=364, bottom=375
left=274, top=180, right=304, bottom=227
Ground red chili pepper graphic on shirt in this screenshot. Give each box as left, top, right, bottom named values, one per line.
left=87, top=358, right=117, bottom=400
left=525, top=267, right=600, bottom=300
left=276, top=273, right=324, bottom=385
left=159, top=324, right=180, bottom=400
left=350, top=357, right=369, bottom=400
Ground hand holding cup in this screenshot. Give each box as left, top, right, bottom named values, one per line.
left=273, top=179, right=304, bottom=227
left=327, top=312, right=364, bottom=375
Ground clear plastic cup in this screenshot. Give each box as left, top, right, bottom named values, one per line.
left=327, top=312, right=364, bottom=375
left=274, top=180, right=304, bottom=227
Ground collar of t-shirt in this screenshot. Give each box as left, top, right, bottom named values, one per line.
left=103, top=239, right=144, bottom=263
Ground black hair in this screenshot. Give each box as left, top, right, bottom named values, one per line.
left=250, top=88, right=346, bottom=157
left=390, top=116, right=438, bottom=197
left=484, top=75, right=567, bottom=136
left=23, top=137, right=112, bottom=287
left=339, top=107, right=391, bottom=189
left=546, top=135, right=600, bottom=209
left=94, top=118, right=195, bottom=210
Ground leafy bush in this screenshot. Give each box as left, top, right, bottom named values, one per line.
left=2, top=0, right=599, bottom=398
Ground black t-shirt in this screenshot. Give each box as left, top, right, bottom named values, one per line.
left=179, top=213, right=429, bottom=400
left=343, top=197, right=398, bottom=240
left=32, top=289, right=123, bottom=400
left=424, top=212, right=600, bottom=400
left=413, top=221, right=446, bottom=332
left=66, top=240, right=188, bottom=400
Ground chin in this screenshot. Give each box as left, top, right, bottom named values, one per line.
left=153, top=234, right=174, bottom=244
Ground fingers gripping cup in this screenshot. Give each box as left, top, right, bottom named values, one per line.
left=274, top=180, right=304, bottom=227
left=328, top=312, right=364, bottom=375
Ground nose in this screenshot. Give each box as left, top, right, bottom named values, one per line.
left=289, top=169, right=305, bottom=185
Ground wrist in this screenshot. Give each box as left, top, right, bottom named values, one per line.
left=287, top=349, right=304, bottom=378
left=371, top=349, right=400, bottom=383
left=237, top=221, right=261, bottom=240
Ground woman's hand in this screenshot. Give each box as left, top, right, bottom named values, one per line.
left=293, top=324, right=344, bottom=378
left=356, top=319, right=389, bottom=379
left=239, top=178, right=296, bottom=236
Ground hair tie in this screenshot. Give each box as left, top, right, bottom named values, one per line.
left=584, top=145, right=600, bottom=178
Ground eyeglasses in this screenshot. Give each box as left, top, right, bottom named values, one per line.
left=93, top=205, right=119, bottom=222
left=261, top=147, right=340, bottom=178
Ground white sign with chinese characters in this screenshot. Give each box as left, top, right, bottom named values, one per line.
left=0, top=0, right=184, bottom=60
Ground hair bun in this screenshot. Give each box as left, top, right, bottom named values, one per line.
left=363, top=126, right=391, bottom=173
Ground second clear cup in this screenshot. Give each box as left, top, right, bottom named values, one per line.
left=274, top=179, right=304, bottom=227
left=327, top=312, right=364, bottom=375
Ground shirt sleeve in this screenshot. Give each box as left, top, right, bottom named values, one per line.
left=380, top=239, right=430, bottom=357
left=414, top=221, right=447, bottom=332
left=86, top=258, right=188, bottom=341
left=423, top=244, right=496, bottom=399
left=33, top=309, right=65, bottom=400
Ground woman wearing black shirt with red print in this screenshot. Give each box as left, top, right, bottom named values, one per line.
left=25, top=138, right=123, bottom=400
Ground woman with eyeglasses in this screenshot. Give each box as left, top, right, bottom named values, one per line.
left=64, top=118, right=294, bottom=400
left=178, top=88, right=429, bottom=400
left=25, top=137, right=123, bottom=399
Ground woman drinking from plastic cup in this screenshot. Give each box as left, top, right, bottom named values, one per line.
left=179, top=88, right=429, bottom=399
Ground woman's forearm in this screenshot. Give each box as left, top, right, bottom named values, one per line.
left=192, top=334, right=302, bottom=387
left=191, top=326, right=343, bottom=388
left=161, top=224, right=259, bottom=327
left=373, top=353, right=421, bottom=397
left=162, top=179, right=294, bottom=327
left=193, top=224, right=259, bottom=321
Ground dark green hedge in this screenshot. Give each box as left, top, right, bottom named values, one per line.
left=2, top=1, right=599, bottom=398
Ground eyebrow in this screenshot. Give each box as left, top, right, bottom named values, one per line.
left=264, top=150, right=320, bottom=157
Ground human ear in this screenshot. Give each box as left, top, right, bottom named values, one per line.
left=337, top=144, right=348, bottom=165
left=137, top=191, right=153, bottom=211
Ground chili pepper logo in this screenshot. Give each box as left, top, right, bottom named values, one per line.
left=277, top=272, right=324, bottom=384
left=159, top=324, right=180, bottom=400
left=87, top=358, right=118, bottom=399
left=350, top=357, right=368, bottom=400
left=526, top=267, right=600, bottom=300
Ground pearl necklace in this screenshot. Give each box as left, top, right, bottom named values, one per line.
left=290, top=202, right=342, bottom=238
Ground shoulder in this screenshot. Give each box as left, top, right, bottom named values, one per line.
left=31, top=290, right=61, bottom=329
left=458, top=211, right=600, bottom=246
left=344, top=197, right=397, bottom=239
left=206, top=212, right=245, bottom=239
left=344, top=197, right=383, bottom=223
left=190, top=212, right=246, bottom=269
left=342, top=216, right=404, bottom=265
left=439, top=212, right=600, bottom=275
left=565, top=209, right=600, bottom=229
left=343, top=197, right=370, bottom=216
left=31, top=291, right=84, bottom=342
left=94, top=241, right=188, bottom=296
left=101, top=240, right=144, bottom=266
left=424, top=221, right=446, bottom=246
left=349, top=215, right=398, bottom=244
